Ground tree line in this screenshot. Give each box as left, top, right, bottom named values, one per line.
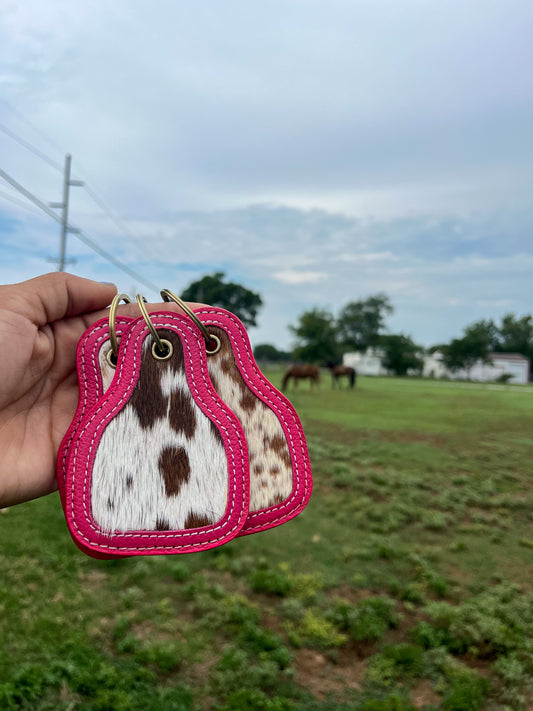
left=179, top=272, right=533, bottom=377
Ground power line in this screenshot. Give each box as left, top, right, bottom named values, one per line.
left=0, top=167, right=159, bottom=293
left=0, top=99, right=65, bottom=157
left=0, top=123, right=63, bottom=172
left=82, top=183, right=146, bottom=257
left=0, top=110, right=147, bottom=259
left=0, top=188, right=46, bottom=217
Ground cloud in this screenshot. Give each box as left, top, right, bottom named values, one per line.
left=1, top=0, right=533, bottom=350
left=272, top=270, right=328, bottom=285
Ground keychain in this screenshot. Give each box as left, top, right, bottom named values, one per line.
left=58, top=290, right=312, bottom=558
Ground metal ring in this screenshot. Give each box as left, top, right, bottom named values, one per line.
left=160, top=288, right=221, bottom=355
left=205, top=334, right=221, bottom=355
left=136, top=293, right=167, bottom=356
left=152, top=338, right=173, bottom=361
left=107, top=292, right=132, bottom=367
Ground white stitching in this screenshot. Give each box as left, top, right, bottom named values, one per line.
left=69, top=316, right=247, bottom=552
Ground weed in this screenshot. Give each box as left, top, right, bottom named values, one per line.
left=410, top=620, right=451, bottom=649
left=249, top=567, right=292, bottom=596
left=287, top=608, right=347, bottom=649
left=212, top=647, right=288, bottom=695
left=365, top=644, right=424, bottom=686
left=358, top=693, right=417, bottom=711
left=426, top=584, right=533, bottom=657
left=280, top=598, right=306, bottom=622
left=170, top=560, right=191, bottom=582
left=351, top=597, right=400, bottom=642
left=216, top=688, right=296, bottom=710
left=441, top=674, right=489, bottom=711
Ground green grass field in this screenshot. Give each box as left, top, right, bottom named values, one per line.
left=1, top=374, right=533, bottom=711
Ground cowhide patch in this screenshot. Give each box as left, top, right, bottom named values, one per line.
left=205, top=326, right=293, bottom=511
left=90, top=329, right=228, bottom=532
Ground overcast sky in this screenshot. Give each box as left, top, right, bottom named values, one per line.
left=1, top=0, right=532, bottom=349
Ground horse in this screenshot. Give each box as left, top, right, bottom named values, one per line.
left=281, top=365, right=321, bottom=390
left=325, top=361, right=357, bottom=389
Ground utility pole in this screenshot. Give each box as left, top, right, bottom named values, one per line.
left=49, top=154, right=83, bottom=271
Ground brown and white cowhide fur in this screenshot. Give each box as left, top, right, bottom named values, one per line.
left=206, top=326, right=293, bottom=512
left=91, top=330, right=229, bottom=533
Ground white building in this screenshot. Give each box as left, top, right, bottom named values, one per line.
left=344, top=348, right=530, bottom=384
left=343, top=348, right=390, bottom=376
left=423, top=351, right=530, bottom=385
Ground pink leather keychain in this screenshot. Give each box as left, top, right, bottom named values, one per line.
left=160, top=291, right=312, bottom=536
left=58, top=290, right=312, bottom=557
left=59, top=300, right=249, bottom=558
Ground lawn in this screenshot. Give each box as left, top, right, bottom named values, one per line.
left=1, top=374, right=533, bottom=710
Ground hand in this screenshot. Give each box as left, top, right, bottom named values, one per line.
left=0, top=272, right=203, bottom=507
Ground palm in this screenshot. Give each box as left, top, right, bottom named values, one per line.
left=0, top=306, right=107, bottom=506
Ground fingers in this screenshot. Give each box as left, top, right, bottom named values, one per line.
left=76, top=298, right=210, bottom=333
left=114, top=300, right=209, bottom=320
left=3, top=272, right=117, bottom=326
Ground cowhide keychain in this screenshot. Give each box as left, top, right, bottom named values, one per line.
left=59, top=296, right=249, bottom=558
left=160, top=291, right=313, bottom=537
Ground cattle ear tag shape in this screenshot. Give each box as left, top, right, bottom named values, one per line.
left=61, top=295, right=249, bottom=559
left=161, top=291, right=313, bottom=537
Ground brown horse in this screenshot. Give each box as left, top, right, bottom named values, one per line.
left=281, top=365, right=321, bottom=390
left=326, top=362, right=357, bottom=389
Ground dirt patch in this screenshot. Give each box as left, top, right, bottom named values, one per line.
left=411, top=679, right=440, bottom=708
left=294, top=647, right=365, bottom=699
left=79, top=568, right=108, bottom=589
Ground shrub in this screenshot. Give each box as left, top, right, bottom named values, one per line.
left=326, top=595, right=400, bottom=642
left=365, top=644, right=424, bottom=686
left=442, top=675, right=489, bottom=711
left=426, top=584, right=533, bottom=657
left=410, top=620, right=451, bottom=649
left=249, top=568, right=292, bottom=596
left=351, top=597, right=400, bottom=642
left=212, top=648, right=282, bottom=694
left=288, top=609, right=347, bottom=649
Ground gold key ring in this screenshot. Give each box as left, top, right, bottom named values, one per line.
left=107, top=293, right=132, bottom=367
left=135, top=294, right=173, bottom=361
left=160, top=288, right=221, bottom=355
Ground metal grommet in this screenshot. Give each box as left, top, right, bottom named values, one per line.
left=105, top=348, right=118, bottom=368
left=205, top=334, right=221, bottom=355
left=152, top=338, right=173, bottom=361
left=136, top=293, right=167, bottom=355
left=108, top=292, right=132, bottom=368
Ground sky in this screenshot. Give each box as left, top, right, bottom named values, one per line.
left=1, top=0, right=532, bottom=350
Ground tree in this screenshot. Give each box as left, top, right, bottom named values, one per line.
left=495, top=313, right=533, bottom=361
left=253, top=343, right=291, bottom=362
left=441, top=319, right=497, bottom=375
left=289, top=308, right=338, bottom=363
left=181, top=272, right=263, bottom=328
left=380, top=334, right=423, bottom=376
left=337, top=293, right=393, bottom=352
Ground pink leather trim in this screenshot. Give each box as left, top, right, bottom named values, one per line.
left=193, top=307, right=313, bottom=535
left=63, top=314, right=248, bottom=557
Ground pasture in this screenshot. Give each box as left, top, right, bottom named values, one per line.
left=1, top=374, right=533, bottom=710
